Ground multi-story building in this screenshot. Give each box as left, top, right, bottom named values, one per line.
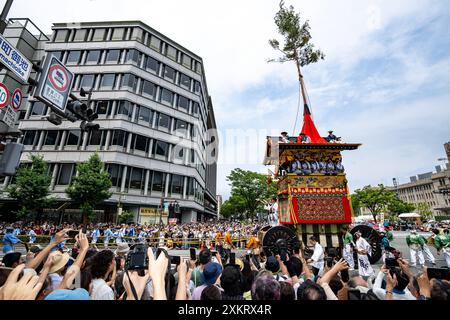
left=0, top=20, right=218, bottom=224
left=390, top=142, right=450, bottom=218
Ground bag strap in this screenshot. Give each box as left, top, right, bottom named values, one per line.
left=125, top=269, right=140, bottom=301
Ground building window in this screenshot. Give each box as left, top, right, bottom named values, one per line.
left=158, top=113, right=170, bottom=130
left=108, top=164, right=123, bottom=188
left=129, top=167, right=144, bottom=190
left=149, top=36, right=161, bottom=52
left=86, top=50, right=101, bottom=65
left=175, top=120, right=188, bottom=135
left=141, top=80, right=156, bottom=99
left=57, top=164, right=75, bottom=185
left=121, top=74, right=138, bottom=92
left=163, top=66, right=176, bottom=82
left=54, top=29, right=69, bottom=42
left=126, top=49, right=142, bottom=66
left=100, top=74, right=116, bottom=90
left=92, top=28, right=107, bottom=41
left=73, top=29, right=88, bottom=42
left=153, top=141, right=169, bottom=158
left=152, top=171, right=166, bottom=192
left=132, top=134, right=149, bottom=153
left=66, top=130, right=82, bottom=146
left=67, top=51, right=82, bottom=65
left=106, top=49, right=121, bottom=64
left=80, top=74, right=95, bottom=91
left=178, top=96, right=189, bottom=112
left=160, top=88, right=174, bottom=106
left=111, top=130, right=129, bottom=149
left=137, top=106, right=152, bottom=125
left=116, top=101, right=134, bottom=119
left=94, top=101, right=111, bottom=116
left=23, top=130, right=37, bottom=146
left=145, top=56, right=159, bottom=74
left=131, top=28, right=144, bottom=42
left=50, top=51, right=64, bottom=61
left=180, top=74, right=191, bottom=90
left=194, top=81, right=201, bottom=94
left=112, top=28, right=126, bottom=41
left=30, top=101, right=47, bottom=116
left=88, top=130, right=105, bottom=146
left=44, top=131, right=59, bottom=146
left=171, top=174, right=184, bottom=195
left=182, top=54, right=192, bottom=69
left=166, top=45, right=177, bottom=61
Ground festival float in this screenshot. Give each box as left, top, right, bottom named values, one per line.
left=259, top=3, right=382, bottom=263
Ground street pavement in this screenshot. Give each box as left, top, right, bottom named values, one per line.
left=1, top=231, right=447, bottom=275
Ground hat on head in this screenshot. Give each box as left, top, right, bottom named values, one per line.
left=30, top=245, right=43, bottom=254
left=355, top=231, right=362, bottom=237
left=281, top=132, right=288, bottom=135
left=201, top=262, right=223, bottom=285
left=45, top=288, right=90, bottom=301
left=115, top=243, right=130, bottom=255
left=2, top=252, right=21, bottom=268
left=266, top=256, right=280, bottom=273
left=329, top=130, right=334, bottom=133
left=48, top=251, right=71, bottom=274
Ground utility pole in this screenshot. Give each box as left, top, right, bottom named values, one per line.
left=0, top=0, right=13, bottom=34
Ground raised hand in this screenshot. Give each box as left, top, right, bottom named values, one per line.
left=0, top=264, right=43, bottom=300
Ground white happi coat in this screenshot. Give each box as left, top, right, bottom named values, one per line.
left=356, top=237, right=374, bottom=277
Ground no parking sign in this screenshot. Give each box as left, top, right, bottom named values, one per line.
left=0, top=83, right=10, bottom=109
left=11, top=88, right=23, bottom=111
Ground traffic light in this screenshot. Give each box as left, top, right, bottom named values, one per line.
left=66, top=101, right=89, bottom=121
left=80, top=121, right=100, bottom=133
left=46, top=112, right=63, bottom=126
left=0, top=143, right=24, bottom=176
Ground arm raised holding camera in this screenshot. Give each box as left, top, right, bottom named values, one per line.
left=147, top=247, right=169, bottom=300
left=26, top=228, right=71, bottom=270
left=59, top=230, right=89, bottom=290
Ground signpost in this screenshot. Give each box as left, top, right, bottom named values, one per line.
left=11, top=88, right=22, bottom=110
left=0, top=82, right=9, bottom=108
left=0, top=34, right=32, bottom=83
left=35, top=55, right=74, bottom=116
left=1, top=105, right=17, bottom=127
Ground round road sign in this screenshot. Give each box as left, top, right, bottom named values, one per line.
left=11, top=88, right=23, bottom=111
left=48, top=64, right=70, bottom=92
left=0, top=83, right=10, bottom=109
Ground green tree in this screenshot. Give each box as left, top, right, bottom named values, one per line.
left=66, top=153, right=112, bottom=224
left=387, top=197, right=416, bottom=215
left=351, top=184, right=397, bottom=223
left=119, top=211, right=135, bottom=224
left=415, top=203, right=433, bottom=221
left=226, top=169, right=277, bottom=219
left=269, top=1, right=325, bottom=109
left=7, top=154, right=53, bottom=220
left=220, top=195, right=246, bottom=220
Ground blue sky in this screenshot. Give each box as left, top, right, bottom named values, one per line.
left=5, top=0, right=450, bottom=200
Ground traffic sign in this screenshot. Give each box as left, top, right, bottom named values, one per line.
left=0, top=105, right=18, bottom=127
left=0, top=34, right=32, bottom=83
left=0, top=83, right=10, bottom=109
left=35, top=55, right=74, bottom=115
left=11, top=88, right=22, bottom=111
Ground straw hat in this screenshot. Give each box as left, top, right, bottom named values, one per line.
left=48, top=251, right=71, bottom=274
left=115, top=243, right=130, bottom=255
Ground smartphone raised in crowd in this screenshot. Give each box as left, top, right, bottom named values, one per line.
left=190, top=248, right=196, bottom=261
left=427, top=267, right=450, bottom=281
left=230, top=252, right=236, bottom=265
left=341, top=268, right=350, bottom=283
left=67, top=230, right=79, bottom=238
left=170, top=256, right=181, bottom=266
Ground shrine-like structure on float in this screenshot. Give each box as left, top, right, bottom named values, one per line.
left=264, top=104, right=361, bottom=250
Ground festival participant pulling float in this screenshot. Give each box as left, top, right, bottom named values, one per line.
left=259, top=1, right=381, bottom=264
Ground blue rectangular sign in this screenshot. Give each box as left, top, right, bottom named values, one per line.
left=0, top=34, right=32, bottom=83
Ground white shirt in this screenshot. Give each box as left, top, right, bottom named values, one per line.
left=311, top=243, right=324, bottom=270
left=91, top=278, right=114, bottom=300
left=373, top=271, right=416, bottom=300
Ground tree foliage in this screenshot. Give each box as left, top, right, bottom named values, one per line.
left=351, top=184, right=398, bottom=223
left=269, top=1, right=325, bottom=66
left=415, top=203, right=433, bottom=221
left=7, top=154, right=52, bottom=219
left=387, top=197, right=416, bottom=215
left=66, top=153, right=112, bottom=224
left=225, top=169, right=278, bottom=219
left=119, top=211, right=135, bottom=224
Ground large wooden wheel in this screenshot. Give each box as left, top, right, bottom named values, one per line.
left=350, top=225, right=382, bottom=264
left=260, top=226, right=300, bottom=257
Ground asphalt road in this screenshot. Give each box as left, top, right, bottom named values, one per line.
left=2, top=231, right=447, bottom=275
